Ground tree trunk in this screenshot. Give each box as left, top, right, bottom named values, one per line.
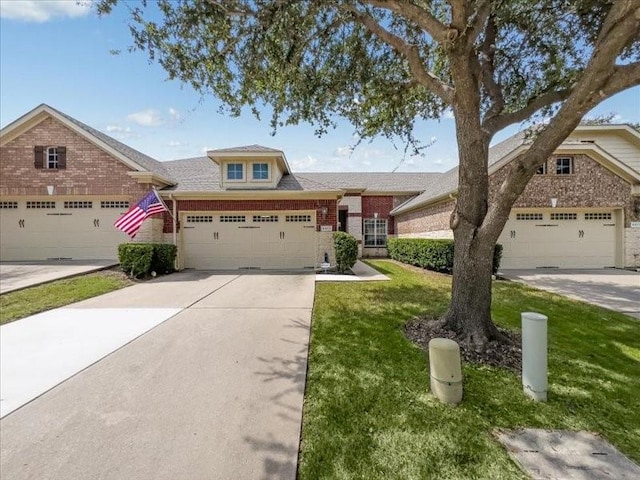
left=443, top=225, right=501, bottom=345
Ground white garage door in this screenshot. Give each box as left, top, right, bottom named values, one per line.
left=498, top=210, right=617, bottom=269
left=182, top=211, right=317, bottom=270
left=0, top=199, right=130, bottom=261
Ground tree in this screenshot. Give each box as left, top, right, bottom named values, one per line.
left=98, top=0, right=640, bottom=346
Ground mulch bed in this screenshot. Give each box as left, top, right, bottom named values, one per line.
left=405, top=316, right=522, bottom=373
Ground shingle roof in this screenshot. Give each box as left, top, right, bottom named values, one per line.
left=208, top=144, right=283, bottom=154
left=297, top=172, right=442, bottom=192
left=44, top=104, right=175, bottom=183
left=162, top=157, right=339, bottom=192
left=391, top=131, right=529, bottom=215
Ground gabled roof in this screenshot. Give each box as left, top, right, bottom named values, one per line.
left=298, top=172, right=442, bottom=193
left=162, top=156, right=340, bottom=193
left=0, top=103, right=175, bottom=185
left=207, top=144, right=292, bottom=175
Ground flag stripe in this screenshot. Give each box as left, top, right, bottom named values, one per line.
left=113, top=191, right=168, bottom=238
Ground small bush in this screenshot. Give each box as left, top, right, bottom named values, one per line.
left=387, top=238, right=502, bottom=274
left=333, top=232, right=358, bottom=274
left=118, top=243, right=176, bottom=278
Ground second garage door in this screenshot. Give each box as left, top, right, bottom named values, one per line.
left=182, top=211, right=317, bottom=270
left=498, top=209, right=617, bottom=269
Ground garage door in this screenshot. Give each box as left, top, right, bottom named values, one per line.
left=182, top=211, right=317, bottom=269
left=498, top=210, right=617, bottom=269
left=0, top=199, right=130, bottom=261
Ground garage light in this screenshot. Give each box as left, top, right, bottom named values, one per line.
left=550, top=198, right=557, bottom=208
left=47, top=185, right=55, bottom=196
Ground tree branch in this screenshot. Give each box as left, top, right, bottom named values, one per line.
left=464, top=0, right=492, bottom=47
left=601, top=61, right=640, bottom=98
left=359, top=0, right=449, bottom=42
left=344, top=5, right=454, bottom=103
left=478, top=15, right=505, bottom=123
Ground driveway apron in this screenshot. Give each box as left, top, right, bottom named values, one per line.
left=0, top=271, right=315, bottom=480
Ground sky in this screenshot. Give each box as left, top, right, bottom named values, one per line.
left=1, top=1, right=639, bottom=173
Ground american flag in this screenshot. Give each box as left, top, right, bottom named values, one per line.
left=114, top=190, right=168, bottom=238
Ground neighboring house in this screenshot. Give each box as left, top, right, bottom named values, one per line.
left=1, top=104, right=639, bottom=269
left=392, top=125, right=640, bottom=269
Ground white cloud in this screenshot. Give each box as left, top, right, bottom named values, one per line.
left=103, top=124, right=138, bottom=139
left=289, top=155, right=320, bottom=171
left=0, top=0, right=92, bottom=23
left=168, top=107, right=182, bottom=122
left=105, top=125, right=131, bottom=133
left=443, top=109, right=455, bottom=120
left=334, top=146, right=352, bottom=157
left=168, top=140, right=182, bottom=147
left=200, top=146, right=216, bottom=155
left=127, top=109, right=164, bottom=127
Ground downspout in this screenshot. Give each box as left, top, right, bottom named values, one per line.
left=169, top=194, right=177, bottom=246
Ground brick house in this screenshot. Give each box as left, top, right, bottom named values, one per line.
left=2, top=104, right=639, bottom=269
left=392, top=126, right=640, bottom=268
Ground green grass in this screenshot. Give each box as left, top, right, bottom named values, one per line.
left=299, top=260, right=640, bottom=479
left=0, top=270, right=133, bottom=325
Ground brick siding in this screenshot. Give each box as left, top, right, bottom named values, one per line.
left=0, top=117, right=147, bottom=198
left=362, top=196, right=395, bottom=233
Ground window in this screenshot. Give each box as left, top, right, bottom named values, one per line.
left=101, top=201, right=130, bottom=209
left=34, top=146, right=66, bottom=169
left=253, top=215, right=278, bottom=222
left=220, top=215, right=246, bottom=223
left=585, top=212, right=612, bottom=220
left=550, top=213, right=577, bottom=220
left=252, top=163, right=269, bottom=180
left=516, top=213, right=543, bottom=221
left=286, top=214, right=312, bottom=223
left=556, top=157, right=573, bottom=175
left=64, top=201, right=92, bottom=209
left=364, top=218, right=387, bottom=247
left=227, top=163, right=244, bottom=180
left=0, top=201, right=18, bottom=209
left=186, top=215, right=213, bottom=223
left=47, top=147, right=59, bottom=169
left=535, top=163, right=547, bottom=175
left=26, top=201, right=55, bottom=209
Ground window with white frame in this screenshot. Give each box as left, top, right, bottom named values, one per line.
left=535, top=163, right=547, bottom=175
left=252, top=163, right=269, bottom=180
left=555, top=157, right=573, bottom=175
left=364, top=218, right=387, bottom=247
left=47, top=147, right=59, bottom=169
left=227, top=163, right=244, bottom=180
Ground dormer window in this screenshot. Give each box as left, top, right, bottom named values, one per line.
left=227, top=163, right=244, bottom=180
left=252, top=163, right=269, bottom=180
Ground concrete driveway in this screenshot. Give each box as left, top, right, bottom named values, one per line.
left=0, top=260, right=116, bottom=294
left=0, top=270, right=315, bottom=480
left=500, top=269, right=640, bottom=319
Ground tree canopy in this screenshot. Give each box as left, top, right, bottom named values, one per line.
left=98, top=0, right=640, bottom=345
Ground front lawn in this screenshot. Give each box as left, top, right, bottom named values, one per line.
left=0, top=270, right=133, bottom=325
left=299, top=260, right=640, bottom=479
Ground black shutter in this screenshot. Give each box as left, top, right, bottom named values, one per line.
left=34, top=146, right=44, bottom=169
left=57, top=147, right=67, bottom=169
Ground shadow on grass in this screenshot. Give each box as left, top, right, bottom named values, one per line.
left=298, top=260, right=640, bottom=479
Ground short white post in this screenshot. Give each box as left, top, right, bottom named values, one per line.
left=428, top=338, right=463, bottom=405
left=521, top=312, right=548, bottom=402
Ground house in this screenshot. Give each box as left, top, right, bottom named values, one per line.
left=392, top=125, right=640, bottom=269
left=1, top=104, right=639, bottom=270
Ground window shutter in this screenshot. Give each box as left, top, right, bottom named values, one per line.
left=57, top=147, right=67, bottom=169
left=34, top=146, right=44, bottom=169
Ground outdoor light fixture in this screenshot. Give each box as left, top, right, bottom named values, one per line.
left=47, top=185, right=55, bottom=196
left=374, top=212, right=379, bottom=218
left=320, top=206, right=328, bottom=218
left=550, top=198, right=558, bottom=208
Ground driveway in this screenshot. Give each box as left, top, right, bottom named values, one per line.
left=500, top=269, right=640, bottom=319
left=0, top=270, right=315, bottom=480
left=0, top=260, right=116, bottom=294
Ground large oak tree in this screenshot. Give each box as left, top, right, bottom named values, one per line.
left=98, top=0, right=640, bottom=346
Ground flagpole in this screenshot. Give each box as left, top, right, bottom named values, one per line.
left=152, top=187, right=173, bottom=218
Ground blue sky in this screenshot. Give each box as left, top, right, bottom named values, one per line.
left=1, top=1, right=639, bottom=173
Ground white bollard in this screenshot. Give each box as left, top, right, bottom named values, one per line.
left=521, top=312, right=548, bottom=402
left=428, top=338, right=463, bottom=405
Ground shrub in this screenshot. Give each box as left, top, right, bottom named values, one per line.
left=387, top=238, right=502, bottom=274
left=118, top=243, right=177, bottom=278
left=333, top=232, right=358, bottom=274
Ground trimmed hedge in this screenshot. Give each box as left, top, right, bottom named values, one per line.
left=333, top=232, right=358, bottom=274
left=118, top=243, right=177, bottom=278
left=387, top=238, right=502, bottom=274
